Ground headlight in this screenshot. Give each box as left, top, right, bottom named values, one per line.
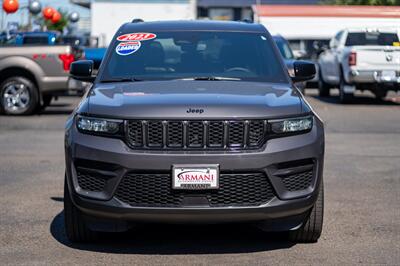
left=76, top=116, right=123, bottom=135
left=270, top=116, right=313, bottom=134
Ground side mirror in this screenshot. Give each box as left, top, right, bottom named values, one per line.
left=70, top=60, right=95, bottom=82
left=291, top=61, right=316, bottom=82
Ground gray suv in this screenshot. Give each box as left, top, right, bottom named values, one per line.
left=64, top=20, right=324, bottom=243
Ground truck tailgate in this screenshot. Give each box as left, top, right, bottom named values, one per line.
left=352, top=46, right=400, bottom=70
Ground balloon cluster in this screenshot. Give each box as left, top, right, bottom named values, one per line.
left=42, top=6, right=61, bottom=23
left=2, top=0, right=79, bottom=24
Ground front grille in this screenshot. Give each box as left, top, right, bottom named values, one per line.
left=126, top=120, right=268, bottom=150
left=281, top=170, right=313, bottom=191
left=115, top=173, right=275, bottom=207
left=76, top=170, right=106, bottom=192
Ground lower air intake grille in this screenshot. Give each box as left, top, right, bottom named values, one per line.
left=76, top=170, right=106, bottom=192
left=115, top=173, right=275, bottom=207
left=281, top=170, right=313, bottom=191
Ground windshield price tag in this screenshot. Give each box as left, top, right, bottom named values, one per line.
left=117, top=33, right=156, bottom=42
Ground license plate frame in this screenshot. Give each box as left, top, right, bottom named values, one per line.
left=172, top=164, right=219, bottom=190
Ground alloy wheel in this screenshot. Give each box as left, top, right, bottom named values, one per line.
left=2, top=83, right=31, bottom=114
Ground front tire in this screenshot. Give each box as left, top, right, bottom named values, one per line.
left=42, top=94, right=52, bottom=107
left=288, top=181, right=324, bottom=243
left=37, top=95, right=52, bottom=112
left=339, top=79, right=354, bottom=104
left=64, top=177, right=98, bottom=243
left=0, top=76, right=39, bottom=115
left=374, top=90, right=387, bottom=101
left=318, top=71, right=330, bottom=97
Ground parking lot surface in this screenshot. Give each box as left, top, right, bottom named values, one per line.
left=1, top=90, right=399, bottom=265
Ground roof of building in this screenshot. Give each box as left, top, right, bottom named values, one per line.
left=74, top=0, right=323, bottom=9
left=198, top=0, right=321, bottom=7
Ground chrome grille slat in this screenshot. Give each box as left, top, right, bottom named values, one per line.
left=126, top=120, right=268, bottom=150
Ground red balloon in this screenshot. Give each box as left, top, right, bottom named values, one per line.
left=3, top=0, right=19, bottom=14
left=42, top=6, right=55, bottom=20
left=51, top=11, right=62, bottom=23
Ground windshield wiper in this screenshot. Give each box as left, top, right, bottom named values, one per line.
left=178, top=77, right=242, bottom=81
left=101, top=77, right=143, bottom=83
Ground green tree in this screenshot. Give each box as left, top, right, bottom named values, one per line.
left=44, top=9, right=69, bottom=33
left=330, top=0, right=400, bottom=5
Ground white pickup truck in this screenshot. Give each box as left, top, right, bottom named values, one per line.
left=318, top=28, right=400, bottom=103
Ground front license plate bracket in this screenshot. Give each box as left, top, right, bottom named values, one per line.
left=172, top=164, right=219, bottom=190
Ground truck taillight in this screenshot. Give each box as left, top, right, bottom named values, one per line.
left=348, top=52, right=357, bottom=66
left=59, top=54, right=75, bottom=71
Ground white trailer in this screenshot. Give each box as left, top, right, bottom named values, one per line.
left=254, top=5, right=400, bottom=59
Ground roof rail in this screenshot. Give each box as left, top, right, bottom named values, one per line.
left=131, top=18, right=144, bottom=23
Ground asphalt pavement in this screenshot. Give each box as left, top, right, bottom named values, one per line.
left=0, top=89, right=399, bottom=265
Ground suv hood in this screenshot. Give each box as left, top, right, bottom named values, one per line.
left=86, top=80, right=305, bottom=119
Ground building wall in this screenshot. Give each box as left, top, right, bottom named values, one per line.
left=91, top=0, right=194, bottom=46
left=197, top=0, right=323, bottom=21
left=260, top=17, right=400, bottom=40
left=197, top=0, right=322, bottom=7
left=77, top=16, right=91, bottom=33
left=256, top=5, right=400, bottom=40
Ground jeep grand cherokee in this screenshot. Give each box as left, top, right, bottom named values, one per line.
left=64, top=20, right=324, bottom=243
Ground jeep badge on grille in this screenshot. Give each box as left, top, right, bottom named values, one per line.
left=186, top=108, right=204, bottom=114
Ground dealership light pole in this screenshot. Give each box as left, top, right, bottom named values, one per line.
left=191, top=0, right=197, bottom=19
left=254, top=0, right=261, bottom=23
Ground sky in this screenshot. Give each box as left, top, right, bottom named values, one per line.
left=2, top=0, right=90, bottom=28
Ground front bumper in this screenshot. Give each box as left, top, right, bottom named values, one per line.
left=65, top=115, right=324, bottom=231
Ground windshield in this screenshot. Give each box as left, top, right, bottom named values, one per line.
left=346, top=32, right=399, bottom=46
left=274, top=37, right=294, bottom=60
left=101, top=31, right=288, bottom=83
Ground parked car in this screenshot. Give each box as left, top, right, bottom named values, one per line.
left=24, top=33, right=105, bottom=69
left=59, top=35, right=106, bottom=70
left=82, top=47, right=106, bottom=70
left=318, top=28, right=400, bottom=103
left=273, top=35, right=310, bottom=93
left=64, top=20, right=324, bottom=243
left=0, top=44, right=84, bottom=115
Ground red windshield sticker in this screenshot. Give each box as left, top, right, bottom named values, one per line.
left=117, top=33, right=156, bottom=42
